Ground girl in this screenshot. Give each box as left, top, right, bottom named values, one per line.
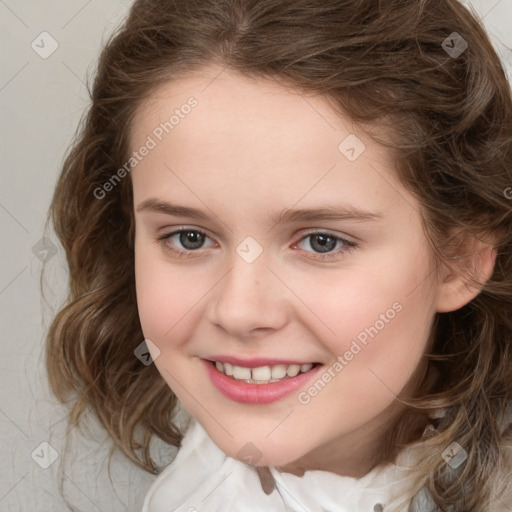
left=45, top=0, right=512, bottom=510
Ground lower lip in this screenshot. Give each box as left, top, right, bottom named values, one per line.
left=202, top=359, right=323, bottom=404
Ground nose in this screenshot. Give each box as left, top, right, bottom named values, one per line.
left=206, top=251, right=290, bottom=339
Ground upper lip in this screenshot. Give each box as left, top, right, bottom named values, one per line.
left=204, top=356, right=319, bottom=368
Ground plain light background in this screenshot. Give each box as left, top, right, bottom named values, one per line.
left=1, top=1, right=511, bottom=510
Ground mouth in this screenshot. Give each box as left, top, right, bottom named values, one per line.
left=207, top=359, right=321, bottom=384
left=202, top=358, right=323, bottom=404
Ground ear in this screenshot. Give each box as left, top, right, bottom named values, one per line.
left=435, top=232, right=498, bottom=313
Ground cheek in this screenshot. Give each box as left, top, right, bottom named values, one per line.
left=292, top=253, right=433, bottom=345
left=134, top=242, right=207, bottom=344
left=290, top=250, right=435, bottom=395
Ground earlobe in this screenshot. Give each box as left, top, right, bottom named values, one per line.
left=435, top=239, right=497, bottom=313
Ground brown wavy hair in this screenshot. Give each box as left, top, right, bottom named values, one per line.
left=45, top=0, right=512, bottom=510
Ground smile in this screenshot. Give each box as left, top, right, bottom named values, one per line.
left=212, top=360, right=316, bottom=384
left=202, top=358, right=323, bottom=404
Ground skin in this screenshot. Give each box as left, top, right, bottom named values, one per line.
left=130, top=65, right=495, bottom=477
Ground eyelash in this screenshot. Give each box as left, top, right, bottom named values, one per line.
left=156, top=227, right=358, bottom=261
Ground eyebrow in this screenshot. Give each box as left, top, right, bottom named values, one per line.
left=136, top=198, right=384, bottom=224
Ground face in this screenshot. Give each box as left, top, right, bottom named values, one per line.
left=131, top=65, right=441, bottom=476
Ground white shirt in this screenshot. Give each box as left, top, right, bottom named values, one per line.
left=141, top=414, right=434, bottom=512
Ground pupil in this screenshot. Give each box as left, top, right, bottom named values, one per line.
left=311, top=234, right=336, bottom=253
left=180, top=230, right=204, bottom=250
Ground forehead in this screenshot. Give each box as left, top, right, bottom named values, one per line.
left=131, top=66, right=370, bottom=157
left=129, top=66, right=417, bottom=223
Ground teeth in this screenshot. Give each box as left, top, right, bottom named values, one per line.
left=213, top=361, right=316, bottom=382
left=252, top=366, right=272, bottom=381
left=271, top=364, right=287, bottom=379
left=232, top=365, right=251, bottom=380
left=286, top=364, right=301, bottom=377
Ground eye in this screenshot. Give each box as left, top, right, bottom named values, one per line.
left=156, top=228, right=216, bottom=258
left=156, top=228, right=358, bottom=261
left=294, top=231, right=357, bottom=261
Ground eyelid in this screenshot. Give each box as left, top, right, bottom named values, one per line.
left=296, top=227, right=356, bottom=243
left=156, top=226, right=358, bottom=260
left=158, top=225, right=219, bottom=247
left=155, top=226, right=217, bottom=258
left=291, top=229, right=358, bottom=261
left=157, top=226, right=354, bottom=245
left=164, top=226, right=216, bottom=241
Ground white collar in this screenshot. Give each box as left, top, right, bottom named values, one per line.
left=142, top=416, right=423, bottom=512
